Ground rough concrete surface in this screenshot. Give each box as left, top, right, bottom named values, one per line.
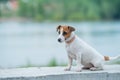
left=0, top=65, right=120, bottom=80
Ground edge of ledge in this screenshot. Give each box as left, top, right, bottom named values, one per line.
left=0, top=65, right=120, bottom=80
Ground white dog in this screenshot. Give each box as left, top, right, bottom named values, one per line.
left=57, top=25, right=120, bottom=72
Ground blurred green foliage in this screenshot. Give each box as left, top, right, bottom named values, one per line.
left=19, top=59, right=37, bottom=68
left=0, top=0, right=120, bottom=21
left=18, top=0, right=120, bottom=21
left=106, top=59, right=120, bottom=65
left=18, top=58, right=120, bottom=68
left=0, top=0, right=8, bottom=2
left=47, top=58, right=57, bottom=67
left=19, top=58, right=66, bottom=68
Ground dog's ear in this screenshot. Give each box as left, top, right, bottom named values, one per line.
left=68, top=26, right=75, bottom=32
left=56, top=25, right=61, bottom=31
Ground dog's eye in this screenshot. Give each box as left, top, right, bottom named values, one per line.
left=63, top=31, right=67, bottom=35
left=58, top=31, right=60, bottom=34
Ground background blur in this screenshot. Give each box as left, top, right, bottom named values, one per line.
left=0, top=0, right=120, bottom=68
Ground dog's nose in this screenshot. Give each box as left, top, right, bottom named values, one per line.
left=58, top=38, right=62, bottom=42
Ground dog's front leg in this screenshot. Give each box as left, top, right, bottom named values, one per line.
left=76, top=53, right=82, bottom=72
left=64, top=55, right=73, bottom=71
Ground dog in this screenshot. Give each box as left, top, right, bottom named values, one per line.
left=57, top=25, right=120, bottom=72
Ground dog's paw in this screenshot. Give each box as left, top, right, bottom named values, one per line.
left=90, top=67, right=96, bottom=71
left=64, top=68, right=71, bottom=71
left=76, top=68, right=82, bottom=72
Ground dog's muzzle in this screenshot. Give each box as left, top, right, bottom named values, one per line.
left=58, top=38, right=62, bottom=43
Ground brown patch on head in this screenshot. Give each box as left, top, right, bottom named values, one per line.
left=104, top=56, right=110, bottom=61
left=68, top=26, right=75, bottom=32
left=56, top=25, right=61, bottom=31
left=58, top=25, right=75, bottom=39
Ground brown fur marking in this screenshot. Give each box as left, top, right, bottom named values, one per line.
left=58, top=26, right=75, bottom=39
left=104, top=56, right=110, bottom=61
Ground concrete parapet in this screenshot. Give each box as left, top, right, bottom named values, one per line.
left=0, top=65, right=120, bottom=80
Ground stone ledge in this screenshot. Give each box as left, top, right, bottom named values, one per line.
left=0, top=65, right=120, bottom=80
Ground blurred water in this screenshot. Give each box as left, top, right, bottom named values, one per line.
left=0, top=21, right=120, bottom=68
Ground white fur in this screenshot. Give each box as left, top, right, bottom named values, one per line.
left=57, top=28, right=65, bottom=42
left=58, top=28, right=120, bottom=71
left=64, top=32, right=104, bottom=71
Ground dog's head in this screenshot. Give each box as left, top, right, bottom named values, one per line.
left=56, top=25, right=75, bottom=43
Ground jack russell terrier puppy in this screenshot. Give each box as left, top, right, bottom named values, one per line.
left=57, top=25, right=120, bottom=72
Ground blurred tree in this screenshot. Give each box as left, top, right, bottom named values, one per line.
left=100, top=0, right=120, bottom=20
left=0, top=0, right=8, bottom=3
left=3, top=0, right=120, bottom=21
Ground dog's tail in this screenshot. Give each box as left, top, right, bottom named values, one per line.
left=104, top=55, right=120, bottom=61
